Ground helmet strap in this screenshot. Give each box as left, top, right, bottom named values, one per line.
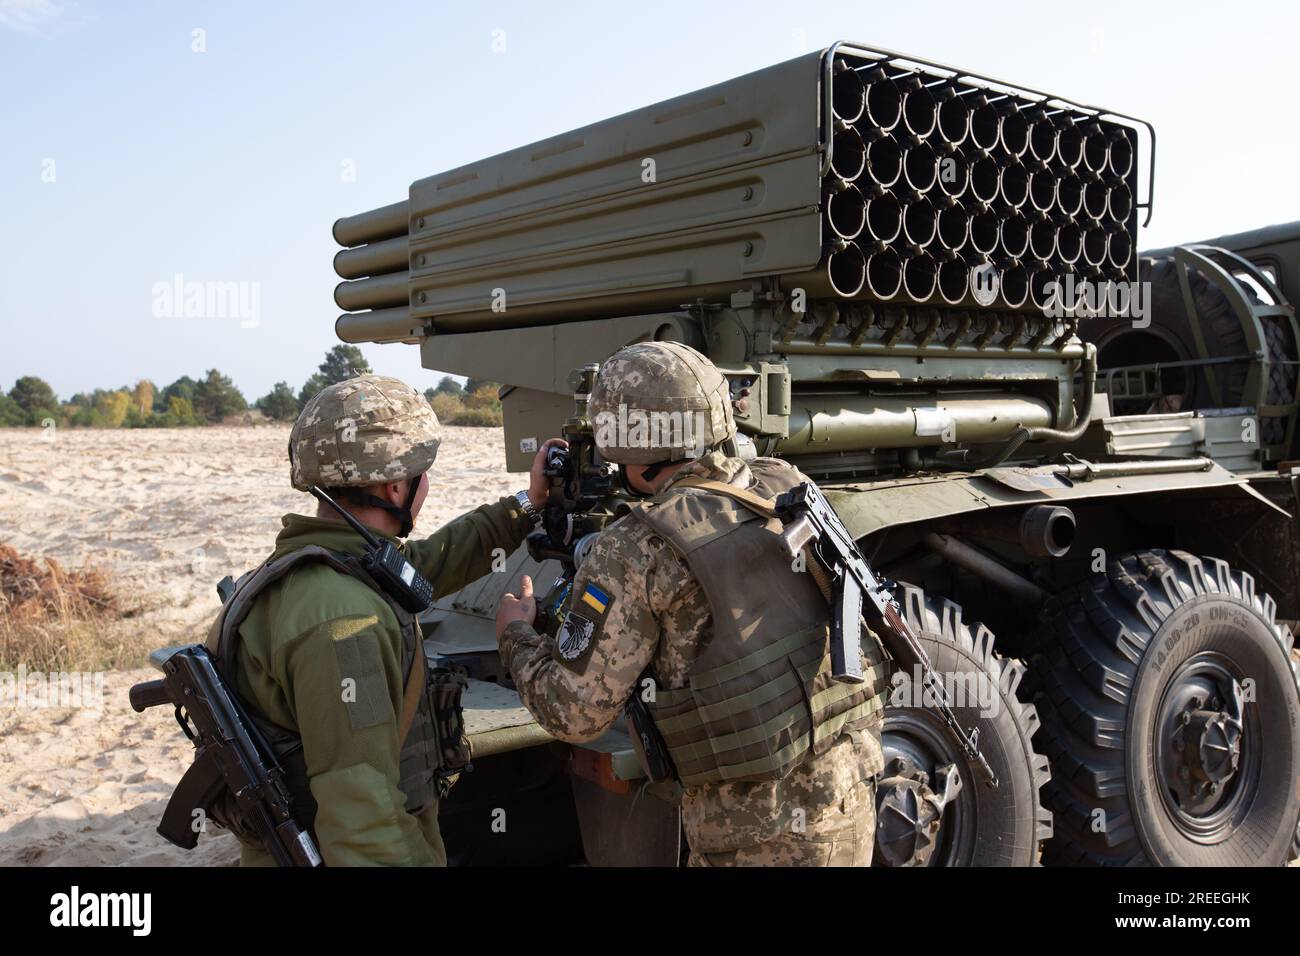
left=332, top=474, right=423, bottom=538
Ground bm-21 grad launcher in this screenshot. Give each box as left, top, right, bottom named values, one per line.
left=328, top=42, right=1300, bottom=870
left=333, top=42, right=1149, bottom=479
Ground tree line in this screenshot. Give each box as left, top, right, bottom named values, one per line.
left=0, top=345, right=503, bottom=428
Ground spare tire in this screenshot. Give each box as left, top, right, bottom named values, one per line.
left=1084, top=256, right=1294, bottom=443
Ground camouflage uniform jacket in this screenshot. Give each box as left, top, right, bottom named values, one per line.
left=500, top=452, right=885, bottom=865
left=232, top=497, right=533, bottom=866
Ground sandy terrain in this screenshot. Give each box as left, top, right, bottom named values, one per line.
left=1, top=425, right=1296, bottom=867
left=0, top=424, right=519, bottom=866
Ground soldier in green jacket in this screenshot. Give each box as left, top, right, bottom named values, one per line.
left=496, top=343, right=887, bottom=866
left=220, top=374, right=559, bottom=866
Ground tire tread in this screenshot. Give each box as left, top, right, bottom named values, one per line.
left=1033, top=548, right=1295, bottom=866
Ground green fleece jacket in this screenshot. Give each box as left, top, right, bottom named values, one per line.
left=230, top=497, right=532, bottom=866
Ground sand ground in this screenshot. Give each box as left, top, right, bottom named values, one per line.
left=1, top=425, right=1296, bottom=867
left=0, top=424, right=519, bottom=865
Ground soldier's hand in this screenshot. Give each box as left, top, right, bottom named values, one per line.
left=528, top=438, right=569, bottom=510
left=497, top=574, right=537, bottom=637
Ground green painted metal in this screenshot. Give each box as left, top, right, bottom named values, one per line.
left=827, top=456, right=1286, bottom=540
left=333, top=40, right=1150, bottom=343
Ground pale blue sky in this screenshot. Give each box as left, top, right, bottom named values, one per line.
left=2, top=0, right=1296, bottom=400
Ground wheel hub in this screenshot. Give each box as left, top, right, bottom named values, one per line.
left=875, top=755, right=959, bottom=867
left=1183, top=707, right=1242, bottom=784
left=1159, top=666, right=1248, bottom=823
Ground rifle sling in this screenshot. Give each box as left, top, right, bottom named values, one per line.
left=397, top=642, right=427, bottom=743
left=669, top=476, right=779, bottom=518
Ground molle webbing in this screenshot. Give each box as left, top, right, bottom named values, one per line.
left=630, top=464, right=883, bottom=787
left=648, top=627, right=886, bottom=786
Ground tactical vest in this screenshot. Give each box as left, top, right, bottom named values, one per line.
left=204, top=545, right=466, bottom=840
left=627, top=461, right=886, bottom=788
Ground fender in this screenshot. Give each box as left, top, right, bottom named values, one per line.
left=825, top=456, right=1287, bottom=542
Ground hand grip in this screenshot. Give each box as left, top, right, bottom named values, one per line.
left=129, top=679, right=171, bottom=713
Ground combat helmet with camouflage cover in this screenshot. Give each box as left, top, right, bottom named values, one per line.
left=289, top=374, right=441, bottom=490
left=589, top=341, right=735, bottom=466
left=289, top=375, right=441, bottom=537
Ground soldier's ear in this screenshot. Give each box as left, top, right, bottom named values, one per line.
left=378, top=479, right=406, bottom=506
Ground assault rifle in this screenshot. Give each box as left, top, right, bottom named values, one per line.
left=129, top=645, right=324, bottom=865
left=774, top=481, right=1000, bottom=790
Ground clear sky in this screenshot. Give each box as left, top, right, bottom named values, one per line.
left=2, top=0, right=1297, bottom=401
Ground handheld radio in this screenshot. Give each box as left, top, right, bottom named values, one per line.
left=308, top=486, right=434, bottom=613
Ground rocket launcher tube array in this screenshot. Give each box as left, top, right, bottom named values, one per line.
left=331, top=43, right=1146, bottom=341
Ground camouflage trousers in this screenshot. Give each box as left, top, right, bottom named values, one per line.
left=687, top=778, right=877, bottom=867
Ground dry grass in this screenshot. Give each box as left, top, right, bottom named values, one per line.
left=0, top=544, right=141, bottom=671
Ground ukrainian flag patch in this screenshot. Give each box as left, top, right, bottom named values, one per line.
left=581, top=584, right=609, bottom=614
left=555, top=582, right=613, bottom=671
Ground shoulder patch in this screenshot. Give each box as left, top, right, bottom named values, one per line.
left=553, top=583, right=615, bottom=671
left=556, top=611, right=597, bottom=663
left=579, top=583, right=610, bottom=614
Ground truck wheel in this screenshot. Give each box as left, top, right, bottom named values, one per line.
left=874, top=584, right=1052, bottom=866
left=1033, top=550, right=1300, bottom=866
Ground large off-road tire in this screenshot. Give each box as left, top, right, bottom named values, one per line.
left=1033, top=550, right=1300, bottom=866
left=874, top=584, right=1052, bottom=866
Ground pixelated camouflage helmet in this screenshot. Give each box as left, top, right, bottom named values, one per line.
left=589, top=341, right=735, bottom=465
left=289, top=374, right=441, bottom=491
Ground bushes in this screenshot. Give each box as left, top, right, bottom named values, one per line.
left=160, top=396, right=201, bottom=427
left=298, top=373, right=325, bottom=406
left=301, top=344, right=372, bottom=405
left=9, top=376, right=57, bottom=418
left=94, top=390, right=133, bottom=428
left=7, top=376, right=61, bottom=426
left=428, top=392, right=464, bottom=423
left=430, top=375, right=465, bottom=399
left=192, top=369, right=247, bottom=423
left=156, top=375, right=197, bottom=412
left=427, top=386, right=503, bottom=427
left=0, top=395, right=25, bottom=426
left=450, top=406, right=502, bottom=427
left=317, top=344, right=372, bottom=385
left=464, top=385, right=502, bottom=411
left=256, top=381, right=299, bottom=421
left=133, top=380, right=155, bottom=417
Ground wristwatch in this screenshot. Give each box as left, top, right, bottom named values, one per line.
left=514, top=489, right=542, bottom=529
